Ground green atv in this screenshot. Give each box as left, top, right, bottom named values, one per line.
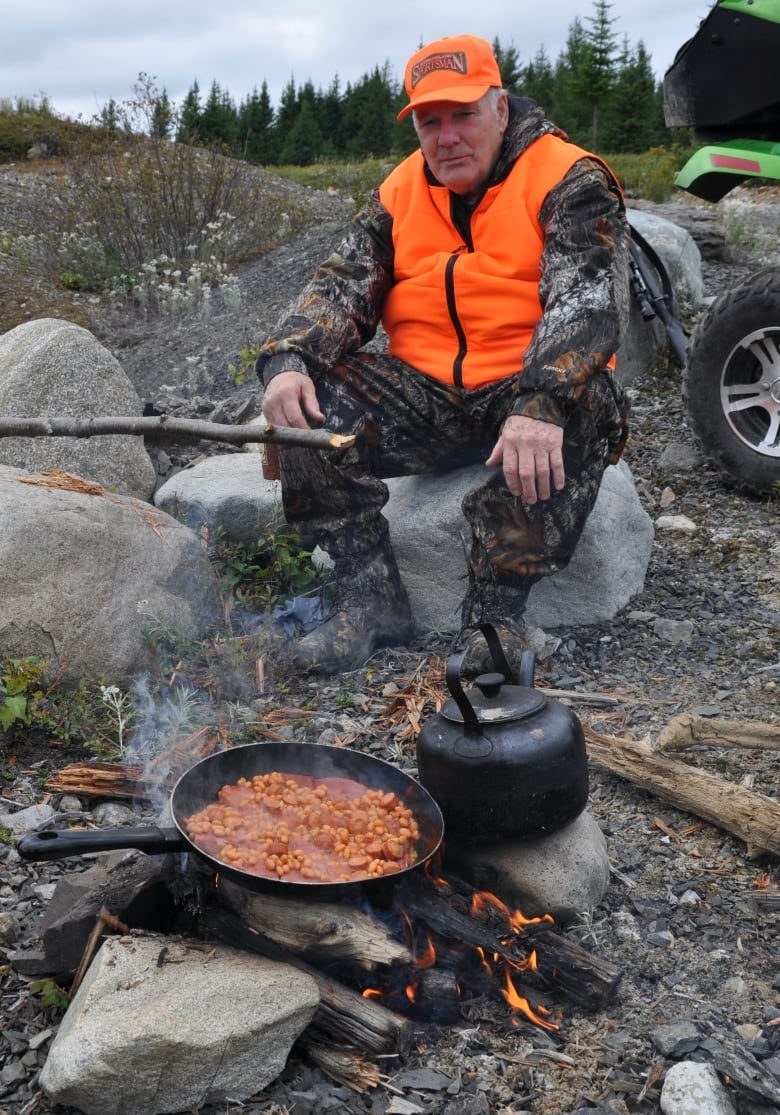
left=662, top=0, right=780, bottom=495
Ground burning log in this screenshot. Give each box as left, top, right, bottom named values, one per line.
left=0, top=415, right=355, bottom=452
left=199, top=908, right=414, bottom=1058
left=395, top=873, right=622, bottom=1012
left=584, top=724, right=780, bottom=858
left=656, top=712, right=780, bottom=752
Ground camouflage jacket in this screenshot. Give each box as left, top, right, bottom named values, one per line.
left=256, top=97, right=631, bottom=427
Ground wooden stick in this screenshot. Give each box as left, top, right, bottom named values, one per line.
left=656, top=712, right=780, bottom=752
left=584, top=725, right=780, bottom=858
left=0, top=415, right=355, bottom=451
left=70, top=907, right=129, bottom=997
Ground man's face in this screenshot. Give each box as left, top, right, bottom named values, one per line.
left=414, top=90, right=509, bottom=199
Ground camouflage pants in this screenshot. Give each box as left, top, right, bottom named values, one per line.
left=275, top=352, right=630, bottom=593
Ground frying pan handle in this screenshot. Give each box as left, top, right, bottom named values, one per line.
left=17, top=826, right=185, bottom=861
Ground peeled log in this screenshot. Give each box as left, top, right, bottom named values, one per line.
left=584, top=726, right=780, bottom=858
left=656, top=712, right=780, bottom=752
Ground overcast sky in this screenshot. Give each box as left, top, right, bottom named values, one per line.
left=4, top=0, right=714, bottom=123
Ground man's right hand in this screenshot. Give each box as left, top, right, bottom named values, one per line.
left=261, top=371, right=324, bottom=430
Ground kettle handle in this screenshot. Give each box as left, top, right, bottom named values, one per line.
left=445, top=622, right=536, bottom=732
left=478, top=622, right=535, bottom=687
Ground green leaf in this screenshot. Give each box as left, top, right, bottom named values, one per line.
left=0, top=695, right=29, bottom=728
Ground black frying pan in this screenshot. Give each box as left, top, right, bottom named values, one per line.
left=17, top=742, right=445, bottom=899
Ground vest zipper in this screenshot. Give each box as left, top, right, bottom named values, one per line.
left=445, top=250, right=469, bottom=389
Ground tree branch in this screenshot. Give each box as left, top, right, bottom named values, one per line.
left=0, top=416, right=354, bottom=452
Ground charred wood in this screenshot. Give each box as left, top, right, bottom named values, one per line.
left=394, top=873, right=621, bottom=1011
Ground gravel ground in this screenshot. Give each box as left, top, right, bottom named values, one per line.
left=0, top=171, right=778, bottom=1115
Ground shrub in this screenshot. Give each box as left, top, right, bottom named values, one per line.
left=606, top=145, right=699, bottom=203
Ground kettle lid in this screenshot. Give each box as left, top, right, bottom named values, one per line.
left=441, top=671, right=546, bottom=725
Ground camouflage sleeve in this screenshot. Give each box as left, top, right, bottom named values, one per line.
left=256, top=192, right=395, bottom=385
left=510, top=158, right=631, bottom=425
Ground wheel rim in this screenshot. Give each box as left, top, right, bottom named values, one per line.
left=719, top=326, right=780, bottom=458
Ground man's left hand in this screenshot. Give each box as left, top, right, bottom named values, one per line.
left=486, top=414, right=566, bottom=503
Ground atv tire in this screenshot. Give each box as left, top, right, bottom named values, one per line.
left=684, top=266, right=780, bottom=494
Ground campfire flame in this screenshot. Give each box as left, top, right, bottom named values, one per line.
left=362, top=882, right=560, bottom=1033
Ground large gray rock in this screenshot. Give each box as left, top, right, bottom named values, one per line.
left=0, top=318, right=156, bottom=499
left=156, top=454, right=653, bottom=636
left=156, top=451, right=281, bottom=540
left=39, top=936, right=319, bottom=1115
left=385, top=459, right=653, bottom=634
left=446, top=810, right=611, bottom=923
left=0, top=464, right=221, bottom=683
left=628, top=207, right=705, bottom=315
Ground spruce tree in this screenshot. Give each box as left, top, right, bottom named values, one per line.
left=237, top=84, right=277, bottom=164
left=520, top=47, right=555, bottom=114
left=583, top=0, right=619, bottom=150
left=199, top=80, right=238, bottom=148
left=278, top=90, right=325, bottom=166
left=602, top=40, right=664, bottom=153
left=550, top=19, right=593, bottom=146
left=178, top=82, right=202, bottom=143
left=492, top=38, right=523, bottom=94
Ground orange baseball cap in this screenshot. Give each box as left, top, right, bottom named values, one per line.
left=397, top=34, right=503, bottom=120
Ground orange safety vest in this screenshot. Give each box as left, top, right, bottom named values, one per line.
left=379, top=133, right=608, bottom=390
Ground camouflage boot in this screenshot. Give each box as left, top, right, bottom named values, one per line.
left=290, top=544, right=414, bottom=674
left=456, top=577, right=530, bottom=681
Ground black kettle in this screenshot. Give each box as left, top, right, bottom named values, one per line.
left=416, top=623, right=589, bottom=841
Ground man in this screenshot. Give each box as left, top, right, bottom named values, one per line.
left=257, top=33, right=631, bottom=675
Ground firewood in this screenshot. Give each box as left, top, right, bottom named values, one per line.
left=394, top=873, right=622, bottom=1011
left=0, top=415, right=354, bottom=452
left=217, top=878, right=413, bottom=971
left=44, top=729, right=224, bottom=799
left=299, top=1033, right=382, bottom=1092
left=199, top=908, right=414, bottom=1057
left=44, top=761, right=151, bottom=800
left=584, top=725, right=780, bottom=858
left=655, top=712, right=780, bottom=752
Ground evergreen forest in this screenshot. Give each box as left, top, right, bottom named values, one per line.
left=100, top=2, right=678, bottom=165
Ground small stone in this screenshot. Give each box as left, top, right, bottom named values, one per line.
left=0, top=1060, right=27, bottom=1086
left=723, top=975, right=750, bottom=998
left=27, top=1028, right=54, bottom=1051
left=655, top=513, right=697, bottom=533
left=647, top=929, right=675, bottom=948
left=57, top=795, right=84, bottom=813
left=660, top=1061, right=737, bottom=1115
left=0, top=910, right=21, bottom=946
left=735, top=1023, right=761, bottom=1042
left=90, top=802, right=137, bottom=827
left=650, top=1021, right=699, bottom=1057
left=653, top=618, right=695, bottom=644
left=678, top=889, right=701, bottom=909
